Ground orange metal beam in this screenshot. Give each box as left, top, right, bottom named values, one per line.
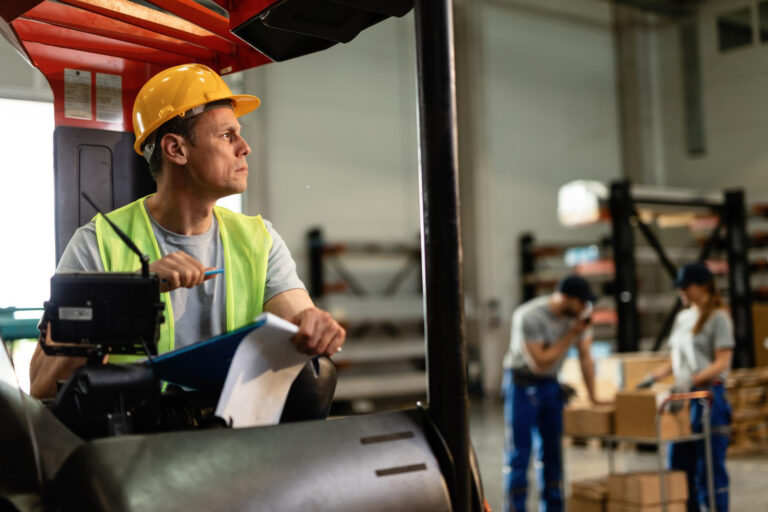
left=13, top=18, right=190, bottom=67
left=24, top=2, right=217, bottom=61
left=60, top=0, right=235, bottom=55
left=147, top=0, right=240, bottom=44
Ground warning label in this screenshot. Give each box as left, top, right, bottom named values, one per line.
left=64, top=69, right=91, bottom=120
left=96, top=73, right=122, bottom=123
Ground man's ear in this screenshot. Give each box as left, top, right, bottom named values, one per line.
left=160, top=133, right=188, bottom=165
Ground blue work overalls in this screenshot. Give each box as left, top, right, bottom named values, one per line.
left=668, top=383, right=731, bottom=512
left=502, top=368, right=563, bottom=512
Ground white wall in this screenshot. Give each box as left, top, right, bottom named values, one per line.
left=658, top=0, right=768, bottom=196
left=481, top=0, right=623, bottom=319
left=240, top=15, right=420, bottom=282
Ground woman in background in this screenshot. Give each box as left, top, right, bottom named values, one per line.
left=637, top=262, right=732, bottom=512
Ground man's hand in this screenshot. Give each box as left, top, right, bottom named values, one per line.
left=147, top=251, right=218, bottom=292
left=291, top=307, right=346, bottom=357
left=570, top=318, right=590, bottom=337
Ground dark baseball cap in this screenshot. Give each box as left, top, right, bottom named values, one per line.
left=558, top=275, right=597, bottom=303
left=675, top=262, right=714, bottom=289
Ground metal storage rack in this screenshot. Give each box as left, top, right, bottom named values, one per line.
left=552, top=180, right=755, bottom=368
left=306, top=228, right=427, bottom=408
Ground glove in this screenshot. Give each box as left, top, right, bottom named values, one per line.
left=560, top=382, right=577, bottom=406
left=667, top=378, right=692, bottom=414
left=636, top=373, right=655, bottom=390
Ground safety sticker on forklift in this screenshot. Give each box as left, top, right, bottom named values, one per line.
left=64, top=69, right=91, bottom=120
left=96, top=73, right=122, bottom=123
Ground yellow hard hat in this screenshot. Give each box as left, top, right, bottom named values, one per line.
left=132, top=63, right=261, bottom=155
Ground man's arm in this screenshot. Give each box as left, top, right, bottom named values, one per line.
left=264, top=289, right=345, bottom=356
left=29, top=323, right=86, bottom=399
left=524, top=319, right=588, bottom=373
left=576, top=334, right=605, bottom=405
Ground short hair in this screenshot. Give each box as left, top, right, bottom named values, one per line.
left=145, top=114, right=201, bottom=180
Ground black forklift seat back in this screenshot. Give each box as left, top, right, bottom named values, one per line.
left=281, top=356, right=337, bottom=423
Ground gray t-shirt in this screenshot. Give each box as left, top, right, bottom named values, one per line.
left=502, top=295, right=592, bottom=376
left=56, top=202, right=305, bottom=349
left=669, top=307, right=734, bottom=383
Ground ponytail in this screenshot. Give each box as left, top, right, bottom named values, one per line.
left=693, top=281, right=725, bottom=334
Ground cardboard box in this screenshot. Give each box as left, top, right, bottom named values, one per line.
left=614, top=390, right=691, bottom=440
left=564, top=406, right=615, bottom=437
left=570, top=496, right=605, bottom=512
left=617, top=353, right=674, bottom=390
left=752, top=304, right=768, bottom=368
left=559, top=352, right=673, bottom=407
left=608, top=471, right=688, bottom=505
left=607, top=501, right=686, bottom=512
left=572, top=477, right=609, bottom=501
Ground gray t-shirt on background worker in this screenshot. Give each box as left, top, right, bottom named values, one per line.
left=502, top=295, right=592, bottom=377
left=668, top=308, right=734, bottom=383
left=56, top=205, right=305, bottom=350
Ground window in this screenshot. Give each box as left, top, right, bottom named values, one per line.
left=0, top=98, right=55, bottom=309
left=717, top=6, right=753, bottom=51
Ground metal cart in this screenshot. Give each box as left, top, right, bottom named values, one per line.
left=566, top=390, right=716, bottom=512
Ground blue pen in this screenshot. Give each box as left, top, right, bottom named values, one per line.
left=162, top=268, right=224, bottom=282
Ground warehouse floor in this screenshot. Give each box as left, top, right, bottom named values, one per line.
left=469, top=398, right=768, bottom=511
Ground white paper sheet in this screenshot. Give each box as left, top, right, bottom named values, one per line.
left=214, top=313, right=310, bottom=428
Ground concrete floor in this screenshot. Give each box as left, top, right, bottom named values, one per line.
left=469, top=398, right=768, bottom=512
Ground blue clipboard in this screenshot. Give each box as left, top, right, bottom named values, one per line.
left=144, top=314, right=269, bottom=391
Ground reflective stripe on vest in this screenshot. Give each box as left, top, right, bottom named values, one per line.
left=94, top=195, right=271, bottom=362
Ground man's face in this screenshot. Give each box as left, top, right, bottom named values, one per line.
left=182, top=107, right=251, bottom=199
left=561, top=296, right=587, bottom=318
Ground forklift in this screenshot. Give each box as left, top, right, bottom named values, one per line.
left=0, top=1, right=485, bottom=510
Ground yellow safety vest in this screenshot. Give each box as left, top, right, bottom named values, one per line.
left=94, top=195, right=271, bottom=362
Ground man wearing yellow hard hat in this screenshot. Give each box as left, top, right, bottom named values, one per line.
left=30, top=63, right=346, bottom=398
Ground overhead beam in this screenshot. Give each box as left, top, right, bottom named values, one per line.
left=61, top=0, right=235, bottom=54
left=13, top=18, right=190, bottom=66
left=24, top=2, right=217, bottom=61
left=609, top=0, right=698, bottom=18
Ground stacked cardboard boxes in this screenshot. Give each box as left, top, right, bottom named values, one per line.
left=607, top=471, right=687, bottom=512
left=726, top=366, right=768, bottom=455
left=570, top=478, right=608, bottom=512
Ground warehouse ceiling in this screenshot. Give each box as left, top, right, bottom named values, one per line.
left=610, top=0, right=704, bottom=17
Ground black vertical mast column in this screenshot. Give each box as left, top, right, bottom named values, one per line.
left=414, top=1, right=470, bottom=510
left=610, top=181, right=640, bottom=352
left=724, top=190, right=755, bottom=368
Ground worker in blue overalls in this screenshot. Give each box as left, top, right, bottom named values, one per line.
left=502, top=275, right=605, bottom=512
left=638, top=263, right=732, bottom=512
